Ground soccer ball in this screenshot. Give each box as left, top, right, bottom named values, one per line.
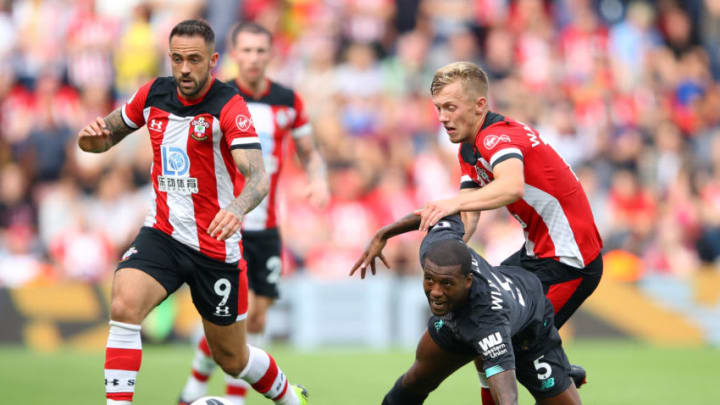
left=190, top=397, right=234, bottom=405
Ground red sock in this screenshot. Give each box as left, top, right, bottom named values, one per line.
left=481, top=387, right=496, bottom=405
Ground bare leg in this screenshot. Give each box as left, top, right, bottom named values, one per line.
left=537, top=384, right=582, bottom=405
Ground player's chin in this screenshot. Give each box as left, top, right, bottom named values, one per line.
left=429, top=301, right=449, bottom=315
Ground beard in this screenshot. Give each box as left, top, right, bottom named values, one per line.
left=176, top=70, right=209, bottom=98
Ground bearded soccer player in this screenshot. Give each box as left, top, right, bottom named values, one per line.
left=353, top=61, right=602, bottom=404
left=77, top=19, right=308, bottom=405
left=379, top=215, right=582, bottom=405
left=177, top=22, right=328, bottom=405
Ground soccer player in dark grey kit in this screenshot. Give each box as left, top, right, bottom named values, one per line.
left=354, top=214, right=581, bottom=405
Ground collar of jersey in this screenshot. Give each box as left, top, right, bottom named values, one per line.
left=235, top=78, right=271, bottom=100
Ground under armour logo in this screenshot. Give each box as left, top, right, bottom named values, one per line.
left=215, top=306, right=230, bottom=316
left=149, top=119, right=163, bottom=132
left=105, top=378, right=120, bottom=386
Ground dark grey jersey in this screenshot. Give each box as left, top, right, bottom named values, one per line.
left=420, top=215, right=548, bottom=375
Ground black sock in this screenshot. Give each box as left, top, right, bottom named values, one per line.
left=382, top=375, right=429, bottom=405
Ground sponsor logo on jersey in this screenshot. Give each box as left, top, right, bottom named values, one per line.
left=121, top=246, right=138, bottom=261
left=235, top=114, right=253, bottom=132
left=191, top=116, right=210, bottom=141
left=483, top=134, right=511, bottom=150
left=159, top=146, right=199, bottom=194
left=479, top=331, right=508, bottom=359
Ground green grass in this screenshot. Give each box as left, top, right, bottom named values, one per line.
left=2, top=340, right=719, bottom=404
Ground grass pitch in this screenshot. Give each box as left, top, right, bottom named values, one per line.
left=1, top=340, right=718, bottom=404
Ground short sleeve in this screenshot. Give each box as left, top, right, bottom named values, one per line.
left=458, top=147, right=480, bottom=190
left=476, top=126, right=526, bottom=169
left=458, top=301, right=516, bottom=376
left=121, top=79, right=155, bottom=129
left=221, top=94, right=261, bottom=150
left=291, top=92, right=312, bottom=139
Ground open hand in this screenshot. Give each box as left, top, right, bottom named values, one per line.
left=416, top=198, right=460, bottom=232
left=350, top=235, right=389, bottom=279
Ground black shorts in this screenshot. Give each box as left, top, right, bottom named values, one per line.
left=117, top=227, right=248, bottom=325
left=428, top=302, right=572, bottom=399
left=502, top=248, right=603, bottom=327
left=241, top=228, right=282, bottom=299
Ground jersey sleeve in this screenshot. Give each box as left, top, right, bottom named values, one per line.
left=419, top=215, right=466, bottom=264
left=458, top=148, right=480, bottom=190
left=221, top=94, right=261, bottom=150
left=121, top=79, right=155, bottom=129
left=459, top=297, right=516, bottom=377
left=476, top=125, right=526, bottom=170
left=290, top=92, right=312, bottom=139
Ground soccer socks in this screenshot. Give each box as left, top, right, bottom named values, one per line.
left=105, top=321, right=142, bottom=405
left=225, top=373, right=250, bottom=405
left=238, top=345, right=299, bottom=405
left=382, top=375, right=429, bottom=405
left=180, top=336, right=217, bottom=402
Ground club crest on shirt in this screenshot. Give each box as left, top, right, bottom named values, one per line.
left=191, top=116, right=209, bottom=141
left=483, top=134, right=511, bottom=150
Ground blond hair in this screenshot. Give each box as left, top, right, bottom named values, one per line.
left=430, top=61, right=489, bottom=98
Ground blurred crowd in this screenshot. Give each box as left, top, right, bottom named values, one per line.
left=1, top=0, right=720, bottom=287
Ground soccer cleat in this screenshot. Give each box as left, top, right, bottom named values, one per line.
left=569, top=364, right=587, bottom=388
left=177, top=397, right=191, bottom=405
left=291, top=384, right=309, bottom=404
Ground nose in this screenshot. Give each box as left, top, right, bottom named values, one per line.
left=438, top=110, right=449, bottom=123
left=430, top=283, right=444, bottom=299
left=181, top=61, right=191, bottom=74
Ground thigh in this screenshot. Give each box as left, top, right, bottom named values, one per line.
left=111, top=268, right=168, bottom=323
left=404, top=330, right=474, bottom=392
left=515, top=325, right=572, bottom=401
left=536, top=384, right=581, bottom=405
left=242, top=230, right=282, bottom=300
left=188, top=256, right=249, bottom=326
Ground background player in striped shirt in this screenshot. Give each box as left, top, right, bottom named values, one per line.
left=178, top=22, right=328, bottom=405
left=355, top=62, right=602, bottom=405
left=77, top=19, right=307, bottom=405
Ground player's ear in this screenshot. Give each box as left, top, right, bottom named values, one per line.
left=475, top=96, right=487, bottom=114
left=209, top=51, right=219, bottom=69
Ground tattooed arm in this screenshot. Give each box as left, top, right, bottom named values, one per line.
left=207, top=148, right=269, bottom=241
left=77, top=109, right=135, bottom=153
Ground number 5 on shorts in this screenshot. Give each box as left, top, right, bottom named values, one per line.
left=534, top=355, right=552, bottom=380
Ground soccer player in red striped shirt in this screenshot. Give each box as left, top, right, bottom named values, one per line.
left=177, top=22, right=328, bottom=405
left=77, top=19, right=308, bottom=405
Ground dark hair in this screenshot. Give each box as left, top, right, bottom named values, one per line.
left=229, top=22, right=273, bottom=47
left=169, top=19, right=215, bottom=47
left=422, top=239, right=472, bottom=276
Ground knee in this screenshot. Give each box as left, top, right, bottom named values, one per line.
left=402, top=370, right=437, bottom=395
left=211, top=343, right=249, bottom=377
left=110, top=295, right=143, bottom=324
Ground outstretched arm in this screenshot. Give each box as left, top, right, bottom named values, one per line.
left=294, top=134, right=330, bottom=208
left=77, top=108, right=135, bottom=153
left=350, top=212, right=422, bottom=279
left=207, top=148, right=269, bottom=241
left=487, top=369, right=519, bottom=405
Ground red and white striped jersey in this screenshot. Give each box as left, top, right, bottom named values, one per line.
left=458, top=112, right=602, bottom=268
left=121, top=76, right=261, bottom=263
left=229, top=79, right=311, bottom=232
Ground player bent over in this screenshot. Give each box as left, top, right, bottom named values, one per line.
left=177, top=22, right=328, bottom=405
left=372, top=215, right=581, bottom=405
left=77, top=19, right=307, bottom=405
